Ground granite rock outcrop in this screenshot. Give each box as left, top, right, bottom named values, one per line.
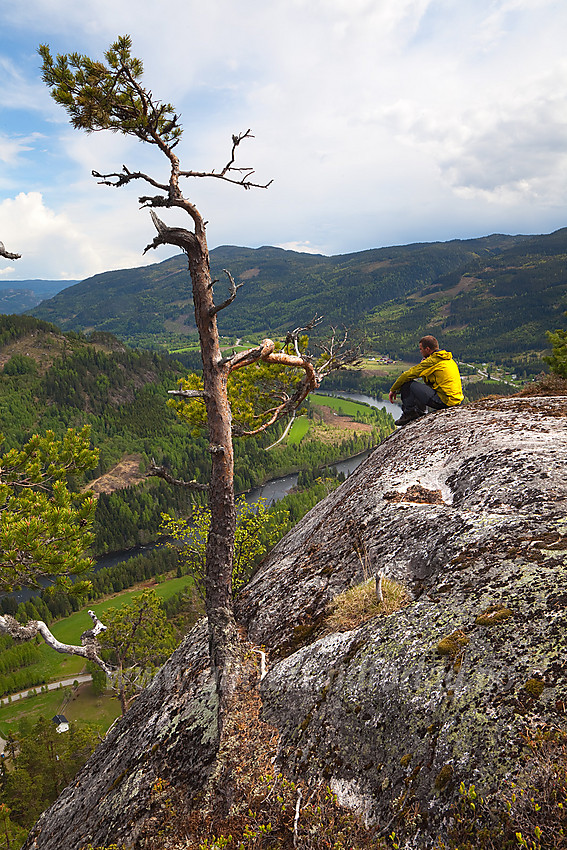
left=24, top=396, right=567, bottom=848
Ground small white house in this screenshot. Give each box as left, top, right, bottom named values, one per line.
left=52, top=714, right=69, bottom=733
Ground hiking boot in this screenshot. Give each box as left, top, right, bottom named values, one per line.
left=394, top=410, right=425, bottom=427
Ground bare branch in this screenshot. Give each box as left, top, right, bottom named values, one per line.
left=232, top=354, right=320, bottom=437
left=285, top=315, right=324, bottom=356
left=92, top=166, right=169, bottom=193
left=225, top=337, right=320, bottom=435
left=179, top=129, right=273, bottom=190
left=209, top=269, right=244, bottom=317
left=147, top=460, right=209, bottom=491
left=167, top=389, right=207, bottom=400
left=264, top=413, right=296, bottom=450
left=315, top=327, right=361, bottom=375
left=0, top=610, right=111, bottom=673
left=221, top=340, right=270, bottom=370
left=179, top=170, right=273, bottom=191
left=143, top=209, right=198, bottom=254
left=85, top=609, right=107, bottom=637
left=226, top=322, right=359, bottom=437
left=0, top=241, right=21, bottom=260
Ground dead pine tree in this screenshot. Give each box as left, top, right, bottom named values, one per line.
left=39, top=35, right=356, bottom=727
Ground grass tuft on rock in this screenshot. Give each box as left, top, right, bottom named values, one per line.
left=323, top=576, right=411, bottom=634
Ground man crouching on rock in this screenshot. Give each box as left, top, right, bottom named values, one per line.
left=388, top=335, right=464, bottom=427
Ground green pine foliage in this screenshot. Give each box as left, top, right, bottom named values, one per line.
left=0, top=426, right=98, bottom=593
left=1, top=716, right=99, bottom=831
left=544, top=323, right=567, bottom=378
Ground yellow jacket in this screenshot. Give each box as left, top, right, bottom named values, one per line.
left=390, top=350, right=463, bottom=407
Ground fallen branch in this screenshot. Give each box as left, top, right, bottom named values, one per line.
left=293, top=787, right=303, bottom=848
left=0, top=609, right=111, bottom=673
left=376, top=570, right=385, bottom=604
left=251, top=648, right=267, bottom=681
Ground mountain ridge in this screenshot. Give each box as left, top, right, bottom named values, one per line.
left=28, top=228, right=567, bottom=360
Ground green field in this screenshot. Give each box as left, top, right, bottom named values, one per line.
left=286, top=416, right=311, bottom=444
left=0, top=576, right=194, bottom=698
left=0, top=682, right=122, bottom=738
left=48, top=574, right=194, bottom=647
left=309, top=393, right=374, bottom=417
left=0, top=574, right=195, bottom=737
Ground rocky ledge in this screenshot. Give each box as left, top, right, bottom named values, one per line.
left=24, top=396, right=567, bottom=848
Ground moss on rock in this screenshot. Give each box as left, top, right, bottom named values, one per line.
left=523, top=677, right=545, bottom=699
left=436, top=629, right=470, bottom=657
left=434, top=764, right=453, bottom=790
left=475, top=603, right=513, bottom=626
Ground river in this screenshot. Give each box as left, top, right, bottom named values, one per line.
left=246, top=391, right=400, bottom=504
left=6, top=392, right=399, bottom=603
left=322, top=390, right=401, bottom=418
left=245, top=450, right=371, bottom=505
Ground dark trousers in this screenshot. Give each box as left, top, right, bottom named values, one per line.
left=400, top=380, right=447, bottom=414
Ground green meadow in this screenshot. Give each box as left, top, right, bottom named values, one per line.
left=48, top=574, right=193, bottom=646
left=0, top=682, right=122, bottom=737
left=309, top=393, right=374, bottom=417
left=0, top=574, right=195, bottom=737
left=286, top=416, right=311, bottom=444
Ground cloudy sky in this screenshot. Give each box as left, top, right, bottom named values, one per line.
left=1, top=0, right=567, bottom=280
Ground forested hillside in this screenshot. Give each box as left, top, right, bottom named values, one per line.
left=0, top=316, right=391, bottom=556
left=364, top=228, right=567, bottom=360
left=30, top=233, right=536, bottom=351
left=0, top=279, right=75, bottom=314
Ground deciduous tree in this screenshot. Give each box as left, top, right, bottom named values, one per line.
left=98, top=589, right=176, bottom=714
left=161, top=496, right=289, bottom=601
left=545, top=319, right=567, bottom=378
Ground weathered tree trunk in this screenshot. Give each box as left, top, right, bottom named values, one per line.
left=186, top=233, right=239, bottom=721
left=117, top=667, right=127, bottom=716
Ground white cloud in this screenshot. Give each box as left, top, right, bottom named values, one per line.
left=0, top=134, right=36, bottom=165
left=276, top=241, right=327, bottom=254
left=0, top=191, right=159, bottom=279
left=1, top=0, right=567, bottom=277
left=377, top=61, right=567, bottom=204
left=0, top=56, right=47, bottom=114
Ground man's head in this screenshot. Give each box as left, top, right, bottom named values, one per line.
left=419, top=335, right=439, bottom=358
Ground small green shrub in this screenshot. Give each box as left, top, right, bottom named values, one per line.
left=435, top=728, right=567, bottom=849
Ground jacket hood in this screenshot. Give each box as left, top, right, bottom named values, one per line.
left=430, top=349, right=453, bottom=360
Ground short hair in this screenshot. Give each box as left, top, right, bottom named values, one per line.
left=419, top=335, right=439, bottom=351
